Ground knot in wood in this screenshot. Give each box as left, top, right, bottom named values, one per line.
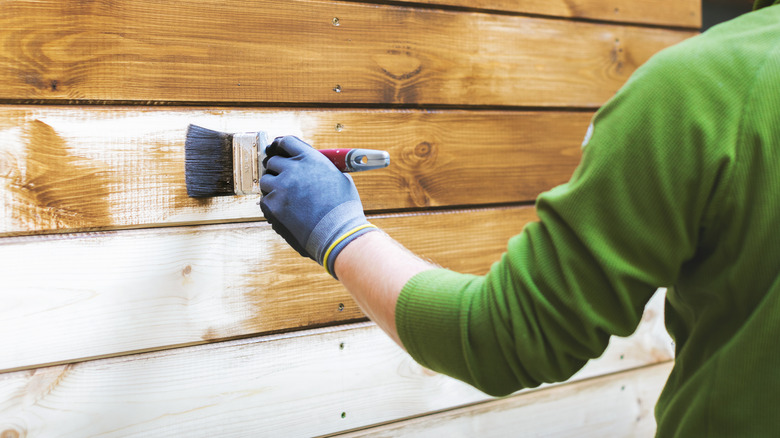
left=372, top=49, right=422, bottom=81
left=400, top=141, right=438, bottom=170
left=414, top=141, right=433, bottom=158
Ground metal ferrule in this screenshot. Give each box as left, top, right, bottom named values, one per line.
left=232, top=131, right=268, bottom=195
left=345, top=149, right=391, bottom=172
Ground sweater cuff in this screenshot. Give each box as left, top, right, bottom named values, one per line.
left=396, top=268, right=480, bottom=380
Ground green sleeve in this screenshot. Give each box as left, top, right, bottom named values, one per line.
left=396, top=36, right=737, bottom=396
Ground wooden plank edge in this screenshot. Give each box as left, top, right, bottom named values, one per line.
left=0, top=1, right=695, bottom=105
left=0, top=206, right=534, bottom=372
left=352, top=0, right=701, bottom=29
left=331, top=361, right=674, bottom=438
left=0, top=308, right=672, bottom=437
left=0, top=106, right=589, bottom=236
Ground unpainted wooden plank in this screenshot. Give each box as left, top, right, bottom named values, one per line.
left=390, top=0, right=701, bottom=28
left=0, top=313, right=672, bottom=438
left=0, top=107, right=588, bottom=235
left=0, top=0, right=696, bottom=105
left=0, top=207, right=532, bottom=372
left=336, top=361, right=674, bottom=438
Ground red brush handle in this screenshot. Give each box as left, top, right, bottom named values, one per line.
left=318, top=149, right=349, bottom=172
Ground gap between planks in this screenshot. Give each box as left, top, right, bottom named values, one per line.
left=0, top=206, right=535, bottom=372
left=0, top=294, right=673, bottom=437
left=0, top=0, right=695, bottom=105
left=0, top=204, right=532, bottom=243
left=0, top=107, right=587, bottom=235
left=345, top=0, right=700, bottom=30
left=327, top=360, right=675, bottom=438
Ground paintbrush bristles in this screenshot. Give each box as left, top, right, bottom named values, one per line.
left=184, top=124, right=235, bottom=197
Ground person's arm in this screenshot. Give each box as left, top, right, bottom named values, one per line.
left=334, top=230, right=435, bottom=348
left=386, top=32, right=740, bottom=396
left=261, top=34, right=732, bottom=396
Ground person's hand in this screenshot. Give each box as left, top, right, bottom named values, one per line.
left=259, top=136, right=377, bottom=278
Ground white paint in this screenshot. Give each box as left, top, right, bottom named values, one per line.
left=0, top=319, right=673, bottom=438
left=0, top=125, right=26, bottom=231
left=0, top=222, right=278, bottom=371
left=1, top=108, right=319, bottom=229
left=341, top=362, right=674, bottom=438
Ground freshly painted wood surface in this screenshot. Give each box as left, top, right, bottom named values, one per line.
left=338, top=361, right=674, bottom=437
left=395, top=0, right=701, bottom=28
left=0, top=0, right=695, bottom=106
left=0, top=107, right=587, bottom=235
left=0, top=314, right=672, bottom=438
left=0, top=207, right=534, bottom=372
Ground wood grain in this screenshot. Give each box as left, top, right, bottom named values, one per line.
left=0, top=316, right=672, bottom=438
left=0, top=206, right=533, bottom=372
left=338, top=361, right=674, bottom=438
left=0, top=107, right=588, bottom=235
left=391, top=0, right=701, bottom=28
left=0, top=0, right=695, bottom=106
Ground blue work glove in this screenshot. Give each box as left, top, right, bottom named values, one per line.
left=259, top=136, right=377, bottom=278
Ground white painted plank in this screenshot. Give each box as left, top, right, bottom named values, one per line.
left=0, top=300, right=672, bottom=438
left=337, top=361, right=674, bottom=438
left=0, top=207, right=529, bottom=373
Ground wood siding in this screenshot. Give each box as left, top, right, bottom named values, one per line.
left=1, top=1, right=694, bottom=105
left=1, top=108, right=586, bottom=235
left=0, top=0, right=694, bottom=435
left=1, top=298, right=671, bottom=437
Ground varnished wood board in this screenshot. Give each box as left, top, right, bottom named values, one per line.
left=0, top=314, right=672, bottom=438
left=0, top=107, right=587, bottom=235
left=0, top=0, right=696, bottom=105
left=337, top=361, right=674, bottom=438
left=390, top=0, right=701, bottom=28
left=0, top=207, right=534, bottom=372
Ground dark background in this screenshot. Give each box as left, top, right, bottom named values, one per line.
left=703, top=0, right=755, bottom=29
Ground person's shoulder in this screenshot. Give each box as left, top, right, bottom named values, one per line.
left=605, top=8, right=780, bottom=127
left=645, top=8, right=780, bottom=82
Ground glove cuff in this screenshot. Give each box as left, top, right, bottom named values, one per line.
left=323, top=224, right=379, bottom=279
left=304, top=199, right=377, bottom=278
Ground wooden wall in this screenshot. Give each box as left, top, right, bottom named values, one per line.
left=0, top=0, right=697, bottom=436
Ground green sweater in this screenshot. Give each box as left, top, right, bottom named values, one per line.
left=396, top=3, right=780, bottom=436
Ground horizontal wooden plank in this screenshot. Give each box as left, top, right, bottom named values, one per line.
left=338, top=361, right=674, bottom=438
left=0, top=206, right=533, bottom=372
left=0, top=107, right=588, bottom=235
left=0, top=309, right=672, bottom=438
left=0, top=0, right=695, bottom=106
left=392, top=0, right=701, bottom=28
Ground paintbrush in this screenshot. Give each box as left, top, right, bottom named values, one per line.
left=184, top=124, right=390, bottom=198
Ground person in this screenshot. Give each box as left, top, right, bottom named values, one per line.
left=260, top=1, right=780, bottom=435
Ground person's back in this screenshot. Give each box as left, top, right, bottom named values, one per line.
left=395, top=4, right=780, bottom=436
left=647, top=4, right=780, bottom=435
